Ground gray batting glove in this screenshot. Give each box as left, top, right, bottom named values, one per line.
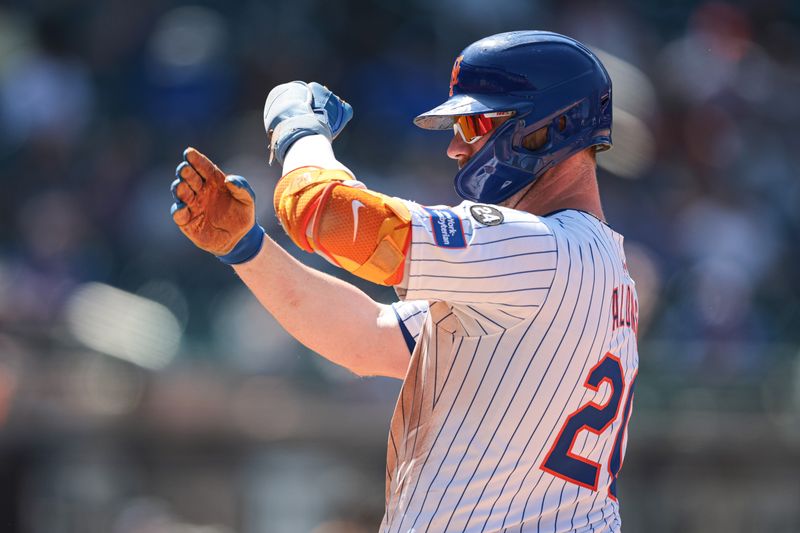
left=308, top=82, right=353, bottom=140
left=263, top=81, right=353, bottom=165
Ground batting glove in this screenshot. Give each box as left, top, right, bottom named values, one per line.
left=171, top=147, right=265, bottom=265
left=308, top=82, right=353, bottom=139
left=263, top=81, right=353, bottom=165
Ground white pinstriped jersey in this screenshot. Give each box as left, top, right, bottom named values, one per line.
left=384, top=203, right=639, bottom=533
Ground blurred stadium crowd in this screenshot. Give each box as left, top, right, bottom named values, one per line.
left=0, top=0, right=799, bottom=532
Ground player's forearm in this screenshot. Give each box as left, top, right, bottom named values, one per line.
left=232, top=233, right=409, bottom=379
left=282, top=134, right=352, bottom=175
left=275, top=136, right=412, bottom=288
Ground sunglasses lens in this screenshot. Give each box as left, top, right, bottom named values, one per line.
left=453, top=112, right=513, bottom=143
left=455, top=115, right=486, bottom=143
left=473, top=114, right=494, bottom=136
left=454, top=116, right=475, bottom=143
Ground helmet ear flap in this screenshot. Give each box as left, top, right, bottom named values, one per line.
left=521, top=113, right=568, bottom=153
left=522, top=126, right=549, bottom=152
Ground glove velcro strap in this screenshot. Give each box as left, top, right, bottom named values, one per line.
left=217, top=224, right=266, bottom=265
left=270, top=114, right=332, bottom=165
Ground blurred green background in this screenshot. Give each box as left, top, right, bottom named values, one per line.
left=0, top=0, right=799, bottom=532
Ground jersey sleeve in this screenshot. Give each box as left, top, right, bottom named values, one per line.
left=276, top=136, right=556, bottom=308
left=390, top=300, right=430, bottom=354
left=397, top=202, right=558, bottom=311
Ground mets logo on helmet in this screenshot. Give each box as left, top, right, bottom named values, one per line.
left=449, top=55, right=464, bottom=97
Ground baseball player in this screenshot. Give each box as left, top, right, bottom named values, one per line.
left=171, top=31, right=639, bottom=532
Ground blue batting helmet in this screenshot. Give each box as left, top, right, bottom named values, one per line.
left=414, top=31, right=613, bottom=204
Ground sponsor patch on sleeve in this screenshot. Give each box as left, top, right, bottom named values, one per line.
left=423, top=207, right=466, bottom=248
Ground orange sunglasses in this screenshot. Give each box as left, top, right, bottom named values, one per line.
left=453, top=111, right=515, bottom=144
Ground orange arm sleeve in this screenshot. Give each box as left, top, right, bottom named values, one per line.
left=273, top=166, right=412, bottom=285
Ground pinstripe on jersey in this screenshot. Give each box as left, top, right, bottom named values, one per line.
left=382, top=204, right=639, bottom=533
left=391, top=300, right=430, bottom=354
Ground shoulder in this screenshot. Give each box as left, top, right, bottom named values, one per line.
left=406, top=200, right=553, bottom=239
left=539, top=208, right=619, bottom=239
left=459, top=201, right=544, bottom=227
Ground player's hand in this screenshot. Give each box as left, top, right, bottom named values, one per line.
left=308, top=82, right=353, bottom=139
left=171, top=147, right=265, bottom=265
left=263, top=81, right=353, bottom=165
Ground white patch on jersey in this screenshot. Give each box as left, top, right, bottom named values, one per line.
left=470, top=204, right=504, bottom=226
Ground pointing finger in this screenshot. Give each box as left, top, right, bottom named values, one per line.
left=184, top=147, right=225, bottom=186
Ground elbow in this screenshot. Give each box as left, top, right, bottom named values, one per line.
left=342, top=350, right=409, bottom=380
left=356, top=354, right=410, bottom=380
left=349, top=365, right=373, bottom=379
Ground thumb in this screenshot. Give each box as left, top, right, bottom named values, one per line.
left=224, top=175, right=256, bottom=206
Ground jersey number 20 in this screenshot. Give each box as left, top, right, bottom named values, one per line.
left=540, top=352, right=636, bottom=499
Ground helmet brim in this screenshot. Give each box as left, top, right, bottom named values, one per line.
left=413, top=93, right=520, bottom=130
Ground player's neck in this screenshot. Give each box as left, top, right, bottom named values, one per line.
left=503, top=151, right=605, bottom=221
